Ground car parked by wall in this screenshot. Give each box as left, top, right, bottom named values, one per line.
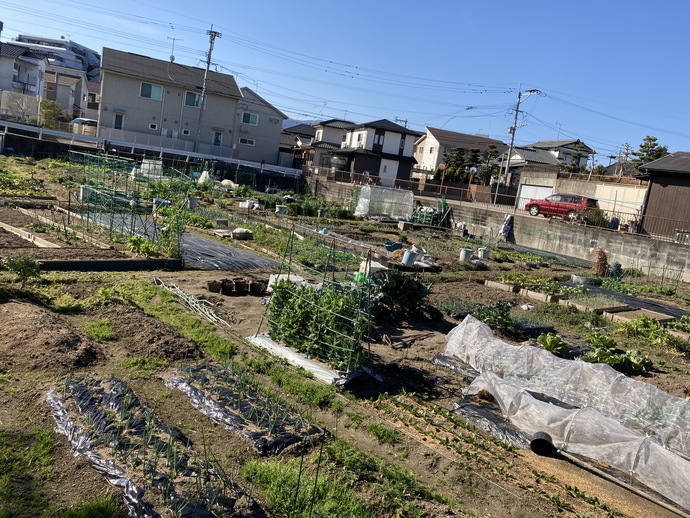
left=525, top=193, right=599, bottom=219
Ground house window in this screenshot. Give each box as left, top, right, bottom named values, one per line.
left=114, top=113, right=124, bottom=130
left=149, top=123, right=158, bottom=131
left=357, top=134, right=363, bottom=147
left=140, top=82, right=162, bottom=100
left=213, top=131, right=223, bottom=146
left=185, top=92, right=202, bottom=107
left=429, top=147, right=434, bottom=154
left=399, top=136, right=406, bottom=150
left=181, top=129, right=191, bottom=136
left=239, top=137, right=255, bottom=146
left=242, top=112, right=258, bottom=125
left=374, top=133, right=385, bottom=146
left=315, top=130, right=322, bottom=141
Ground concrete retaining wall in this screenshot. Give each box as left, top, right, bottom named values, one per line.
left=450, top=202, right=690, bottom=283
left=309, top=179, right=690, bottom=283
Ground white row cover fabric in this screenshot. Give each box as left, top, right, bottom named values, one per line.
left=444, top=316, right=690, bottom=455
left=443, top=316, right=690, bottom=512
left=354, top=185, right=414, bottom=221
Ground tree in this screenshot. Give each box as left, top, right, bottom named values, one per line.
left=6, top=92, right=38, bottom=122
left=631, top=136, right=669, bottom=167
left=40, top=99, right=62, bottom=129
left=564, top=140, right=586, bottom=173
left=475, top=145, right=500, bottom=185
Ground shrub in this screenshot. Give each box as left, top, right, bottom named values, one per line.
left=1, top=254, right=42, bottom=287
left=125, top=236, right=158, bottom=257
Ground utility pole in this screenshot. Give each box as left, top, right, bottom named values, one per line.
left=194, top=26, right=221, bottom=154
left=493, top=88, right=541, bottom=205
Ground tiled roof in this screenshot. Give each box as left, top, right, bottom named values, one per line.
left=529, top=139, right=595, bottom=154
left=283, top=124, right=316, bottom=137
left=316, top=118, right=355, bottom=129
left=101, top=47, right=241, bottom=99
left=353, top=119, right=423, bottom=136
left=510, top=147, right=561, bottom=165
left=426, top=127, right=507, bottom=152
left=638, top=152, right=690, bottom=174
left=0, top=42, right=30, bottom=59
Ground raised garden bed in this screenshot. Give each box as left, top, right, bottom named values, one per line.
left=484, top=279, right=520, bottom=293
left=603, top=308, right=677, bottom=324
left=520, top=288, right=560, bottom=303
left=558, top=299, right=629, bottom=314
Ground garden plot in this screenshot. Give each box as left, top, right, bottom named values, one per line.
left=48, top=376, right=266, bottom=517
left=166, top=363, right=323, bottom=456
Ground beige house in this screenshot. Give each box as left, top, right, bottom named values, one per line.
left=98, top=48, right=243, bottom=157
left=234, top=87, right=287, bottom=164
left=299, top=119, right=354, bottom=175
left=44, top=66, right=89, bottom=119
left=413, top=127, right=507, bottom=173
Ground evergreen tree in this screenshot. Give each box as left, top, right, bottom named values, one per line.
left=631, top=136, right=669, bottom=167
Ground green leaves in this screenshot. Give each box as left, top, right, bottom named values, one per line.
left=538, top=332, right=569, bottom=357
left=267, top=280, right=366, bottom=371
left=1, top=254, right=42, bottom=287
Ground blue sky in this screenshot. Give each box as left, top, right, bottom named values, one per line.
left=2, top=0, right=689, bottom=166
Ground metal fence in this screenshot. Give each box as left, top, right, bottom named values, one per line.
left=304, top=169, right=690, bottom=245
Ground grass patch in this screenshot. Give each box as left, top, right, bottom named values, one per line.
left=50, top=293, right=85, bottom=314
left=119, top=281, right=237, bottom=359
left=0, top=427, right=57, bottom=516
left=567, top=293, right=625, bottom=309
left=120, top=356, right=169, bottom=378
left=83, top=318, right=117, bottom=342
left=344, top=411, right=367, bottom=429
left=43, top=494, right=126, bottom=517
left=367, top=423, right=400, bottom=445
left=241, top=456, right=371, bottom=517
left=269, top=367, right=337, bottom=409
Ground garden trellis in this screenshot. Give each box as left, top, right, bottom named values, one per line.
left=258, top=225, right=373, bottom=375
left=65, top=151, right=194, bottom=255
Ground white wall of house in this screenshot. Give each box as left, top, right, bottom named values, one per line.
left=378, top=159, right=399, bottom=186
left=319, top=125, right=347, bottom=146
left=415, top=134, right=442, bottom=171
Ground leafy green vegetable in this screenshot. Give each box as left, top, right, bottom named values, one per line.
left=538, top=332, right=569, bottom=357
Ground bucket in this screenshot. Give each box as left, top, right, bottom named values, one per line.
left=477, top=247, right=490, bottom=260
left=402, top=250, right=418, bottom=267
left=530, top=432, right=557, bottom=456
left=459, top=248, right=472, bottom=262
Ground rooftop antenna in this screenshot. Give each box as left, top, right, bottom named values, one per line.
left=167, top=36, right=182, bottom=62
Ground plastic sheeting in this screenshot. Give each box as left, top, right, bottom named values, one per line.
left=46, top=389, right=157, bottom=518
left=443, top=316, right=690, bottom=513
left=443, top=316, right=690, bottom=455
left=248, top=333, right=357, bottom=385
left=354, top=185, right=414, bottom=221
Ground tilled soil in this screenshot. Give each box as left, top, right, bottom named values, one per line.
left=1, top=204, right=689, bottom=516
